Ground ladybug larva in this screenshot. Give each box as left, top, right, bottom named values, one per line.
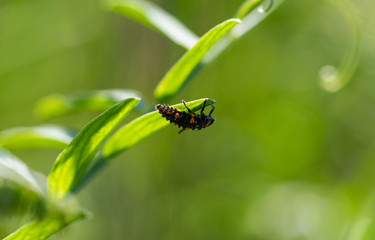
left=156, top=100, right=215, bottom=134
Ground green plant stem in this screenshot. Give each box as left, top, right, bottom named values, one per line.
left=319, top=0, right=361, bottom=92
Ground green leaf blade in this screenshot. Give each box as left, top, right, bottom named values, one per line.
left=4, top=210, right=86, bottom=240
left=231, top=0, right=283, bottom=38
left=0, top=125, right=77, bottom=149
left=48, top=98, right=140, bottom=198
left=234, top=0, right=263, bottom=19
left=0, top=148, right=46, bottom=195
left=154, top=19, right=240, bottom=103
left=103, top=98, right=215, bottom=158
left=203, top=0, right=284, bottom=65
left=35, top=89, right=143, bottom=120
left=111, top=0, right=199, bottom=49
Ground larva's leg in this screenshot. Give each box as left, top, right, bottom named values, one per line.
left=178, top=128, right=186, bottom=134
left=200, top=100, right=207, bottom=115
left=182, top=100, right=193, bottom=113
left=209, top=104, right=215, bottom=116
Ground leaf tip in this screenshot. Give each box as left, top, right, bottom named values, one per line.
left=223, top=18, right=242, bottom=25
left=232, top=18, right=242, bottom=24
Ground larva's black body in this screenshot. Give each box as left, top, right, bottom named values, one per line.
left=156, top=100, right=215, bottom=134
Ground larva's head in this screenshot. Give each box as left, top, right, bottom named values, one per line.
left=205, top=116, right=215, bottom=127
left=155, top=104, right=162, bottom=110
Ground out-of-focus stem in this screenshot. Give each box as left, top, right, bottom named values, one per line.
left=319, top=0, right=361, bottom=92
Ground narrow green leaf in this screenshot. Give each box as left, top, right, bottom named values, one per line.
left=0, top=148, right=46, bottom=195
left=154, top=19, right=240, bottom=103
left=234, top=0, right=263, bottom=19
left=230, top=0, right=282, bottom=38
left=0, top=125, right=77, bottom=149
left=48, top=98, right=140, bottom=198
left=203, top=0, right=284, bottom=64
left=4, top=210, right=87, bottom=240
left=103, top=98, right=215, bottom=158
left=35, top=89, right=144, bottom=120
left=111, top=0, right=199, bottom=49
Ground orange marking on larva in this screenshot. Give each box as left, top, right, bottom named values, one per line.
left=190, top=117, right=196, bottom=124
left=175, top=113, right=181, bottom=119
left=177, top=109, right=182, bottom=112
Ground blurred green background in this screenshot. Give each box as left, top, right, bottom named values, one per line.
left=1, top=0, right=375, bottom=239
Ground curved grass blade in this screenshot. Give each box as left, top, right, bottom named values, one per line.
left=103, top=98, right=215, bottom=158
left=4, top=210, right=87, bottom=240
left=318, top=0, right=361, bottom=92
left=0, top=125, right=77, bottom=149
left=154, top=19, right=240, bottom=103
left=231, top=0, right=283, bottom=38
left=110, top=0, right=198, bottom=49
left=203, top=0, right=284, bottom=64
left=0, top=148, right=46, bottom=195
left=48, top=98, right=140, bottom=199
left=234, top=0, right=263, bottom=19
left=35, top=89, right=144, bottom=120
